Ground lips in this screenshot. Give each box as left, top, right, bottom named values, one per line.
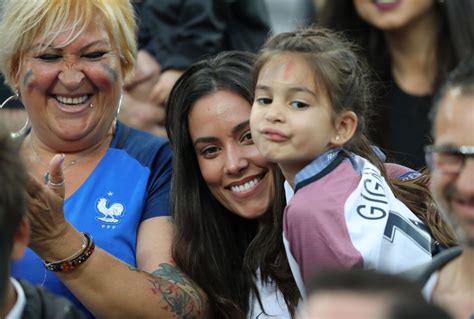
left=229, top=176, right=262, bottom=193
left=261, top=128, right=289, bottom=142
left=227, top=173, right=266, bottom=194
left=52, top=93, right=92, bottom=114
left=372, top=0, right=401, bottom=11
left=55, top=94, right=89, bottom=105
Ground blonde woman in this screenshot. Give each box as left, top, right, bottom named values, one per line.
left=0, top=0, right=206, bottom=317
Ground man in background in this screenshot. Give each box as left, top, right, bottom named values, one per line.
left=410, top=59, right=474, bottom=319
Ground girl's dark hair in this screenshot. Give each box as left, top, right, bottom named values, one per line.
left=165, top=51, right=299, bottom=318
left=253, top=27, right=456, bottom=248
left=318, top=0, right=474, bottom=151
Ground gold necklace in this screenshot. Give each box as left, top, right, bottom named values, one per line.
left=30, top=138, right=83, bottom=184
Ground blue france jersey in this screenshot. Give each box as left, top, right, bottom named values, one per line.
left=12, top=122, right=172, bottom=317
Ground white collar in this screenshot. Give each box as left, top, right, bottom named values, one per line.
left=5, top=278, right=26, bottom=319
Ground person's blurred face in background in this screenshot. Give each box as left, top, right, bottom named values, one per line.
left=430, top=88, right=474, bottom=248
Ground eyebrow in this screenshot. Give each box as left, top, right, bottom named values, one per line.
left=193, top=136, right=217, bottom=146
left=80, top=39, right=111, bottom=51
left=193, top=120, right=250, bottom=147
left=255, top=84, right=317, bottom=97
left=30, top=39, right=110, bottom=52
left=232, top=120, right=250, bottom=135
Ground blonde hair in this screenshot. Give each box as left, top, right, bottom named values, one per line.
left=0, top=0, right=137, bottom=88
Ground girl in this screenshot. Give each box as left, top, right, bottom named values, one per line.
left=249, top=27, right=456, bottom=295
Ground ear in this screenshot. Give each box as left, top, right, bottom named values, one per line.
left=10, top=217, right=29, bottom=261
left=330, top=111, right=357, bottom=146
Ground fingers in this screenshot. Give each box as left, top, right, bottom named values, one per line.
left=26, top=173, right=44, bottom=197
left=148, top=70, right=183, bottom=107
left=148, top=78, right=166, bottom=106
left=119, top=94, right=166, bottom=130
left=150, top=104, right=166, bottom=125
left=47, top=154, right=66, bottom=198
left=125, top=50, right=161, bottom=89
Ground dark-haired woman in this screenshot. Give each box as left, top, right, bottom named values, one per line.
left=165, top=51, right=300, bottom=318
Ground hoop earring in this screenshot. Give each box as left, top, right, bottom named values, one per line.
left=0, top=90, right=30, bottom=138
left=112, top=92, right=123, bottom=131
left=117, top=92, right=123, bottom=116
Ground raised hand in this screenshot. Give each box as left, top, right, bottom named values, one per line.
left=25, top=154, right=72, bottom=260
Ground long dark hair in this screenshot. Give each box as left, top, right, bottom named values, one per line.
left=253, top=27, right=456, bottom=248
left=165, top=51, right=299, bottom=318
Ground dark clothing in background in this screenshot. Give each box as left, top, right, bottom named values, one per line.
left=372, top=80, right=433, bottom=170
left=137, top=0, right=270, bottom=70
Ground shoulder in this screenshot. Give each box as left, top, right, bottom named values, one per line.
left=120, top=123, right=170, bottom=153
left=113, top=122, right=172, bottom=167
left=19, top=280, right=87, bottom=319
left=293, top=159, right=359, bottom=202
left=286, top=161, right=360, bottom=229
left=384, top=162, right=421, bottom=180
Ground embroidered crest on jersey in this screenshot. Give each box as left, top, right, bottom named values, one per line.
left=95, top=196, right=125, bottom=224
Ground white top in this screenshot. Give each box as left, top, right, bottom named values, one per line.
left=5, top=278, right=26, bottom=319
left=421, top=272, right=439, bottom=301
left=249, top=270, right=300, bottom=318
left=284, top=181, right=294, bottom=202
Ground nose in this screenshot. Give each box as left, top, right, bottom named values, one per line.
left=264, top=102, right=284, bottom=123
left=58, top=67, right=85, bottom=90
left=455, top=158, right=474, bottom=195
left=223, top=145, right=249, bottom=175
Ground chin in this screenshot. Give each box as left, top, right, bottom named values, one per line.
left=234, top=204, right=268, bottom=220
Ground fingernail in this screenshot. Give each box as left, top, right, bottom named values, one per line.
left=60, top=154, right=65, bottom=164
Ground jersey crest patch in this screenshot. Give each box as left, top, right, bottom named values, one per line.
left=95, top=197, right=125, bottom=224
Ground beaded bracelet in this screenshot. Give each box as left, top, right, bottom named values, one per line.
left=44, top=232, right=95, bottom=272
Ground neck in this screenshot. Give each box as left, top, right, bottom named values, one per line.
left=458, top=248, right=474, bottom=285
left=26, top=124, right=115, bottom=169
left=0, top=282, right=16, bottom=318
left=279, top=164, right=303, bottom=190
left=442, top=248, right=474, bottom=292
left=384, top=9, right=439, bottom=95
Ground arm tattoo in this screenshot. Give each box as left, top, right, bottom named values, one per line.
left=129, top=264, right=206, bottom=318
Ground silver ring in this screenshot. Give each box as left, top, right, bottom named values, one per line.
left=48, top=180, right=65, bottom=188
